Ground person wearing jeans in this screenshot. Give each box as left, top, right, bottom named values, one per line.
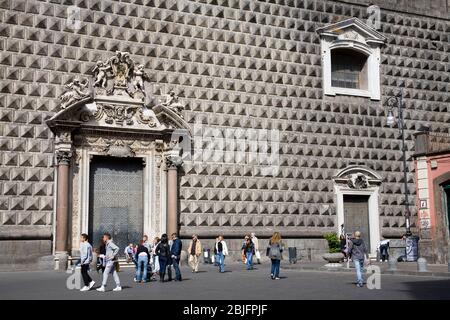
left=241, top=236, right=255, bottom=270
left=135, top=240, right=150, bottom=283
left=267, top=232, right=283, bottom=280
left=79, top=233, right=95, bottom=292
left=170, top=233, right=183, bottom=281
left=155, top=234, right=171, bottom=282
left=348, top=231, right=370, bottom=287
left=215, top=235, right=228, bottom=273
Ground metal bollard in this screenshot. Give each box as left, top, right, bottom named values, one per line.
left=417, top=257, right=428, bottom=272
left=388, top=258, right=397, bottom=271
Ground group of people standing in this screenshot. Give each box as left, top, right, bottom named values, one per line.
left=78, top=232, right=183, bottom=292
left=77, top=231, right=286, bottom=292
left=128, top=233, right=183, bottom=283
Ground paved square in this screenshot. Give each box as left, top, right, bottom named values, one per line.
left=0, top=263, right=449, bottom=300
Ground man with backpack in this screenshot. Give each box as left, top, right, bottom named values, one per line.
left=348, top=231, right=370, bottom=288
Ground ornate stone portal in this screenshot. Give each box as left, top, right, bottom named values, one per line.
left=333, top=165, right=382, bottom=255
left=47, top=52, right=190, bottom=268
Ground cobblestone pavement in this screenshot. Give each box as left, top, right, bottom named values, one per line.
left=1, top=263, right=449, bottom=300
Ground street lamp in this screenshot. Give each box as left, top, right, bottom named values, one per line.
left=385, top=88, right=412, bottom=237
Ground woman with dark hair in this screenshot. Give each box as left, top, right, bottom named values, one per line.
left=155, top=233, right=172, bottom=282
left=96, top=239, right=106, bottom=273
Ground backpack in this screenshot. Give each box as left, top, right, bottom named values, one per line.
left=269, top=243, right=281, bottom=259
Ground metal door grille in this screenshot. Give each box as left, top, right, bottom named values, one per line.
left=89, top=156, right=143, bottom=254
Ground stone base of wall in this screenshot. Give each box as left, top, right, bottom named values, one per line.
left=180, top=238, right=329, bottom=264
left=0, top=240, right=54, bottom=272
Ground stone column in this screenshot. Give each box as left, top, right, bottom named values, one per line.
left=55, top=150, right=72, bottom=270
left=165, top=148, right=183, bottom=236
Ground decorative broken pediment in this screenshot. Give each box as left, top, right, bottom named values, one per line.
left=333, top=165, right=382, bottom=189
left=59, top=78, right=91, bottom=110
left=316, top=18, right=386, bottom=48
left=153, top=101, right=191, bottom=135
left=161, top=90, right=185, bottom=118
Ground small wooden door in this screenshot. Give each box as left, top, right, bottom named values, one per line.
left=343, top=195, right=370, bottom=249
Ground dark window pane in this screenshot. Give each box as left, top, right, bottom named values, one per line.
left=331, top=49, right=367, bottom=89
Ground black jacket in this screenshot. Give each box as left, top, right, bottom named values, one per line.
left=156, top=242, right=171, bottom=260
left=134, top=244, right=150, bottom=261
left=242, top=241, right=255, bottom=254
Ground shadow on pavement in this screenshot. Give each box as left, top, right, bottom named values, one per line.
left=399, top=279, right=450, bottom=299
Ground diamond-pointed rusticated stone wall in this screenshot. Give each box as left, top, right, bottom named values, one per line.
left=0, top=0, right=449, bottom=264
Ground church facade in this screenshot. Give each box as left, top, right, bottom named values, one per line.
left=0, top=0, right=449, bottom=270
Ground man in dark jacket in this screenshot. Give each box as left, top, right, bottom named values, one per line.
left=241, top=236, right=256, bottom=270
left=170, top=233, right=183, bottom=281
left=348, top=231, right=370, bottom=287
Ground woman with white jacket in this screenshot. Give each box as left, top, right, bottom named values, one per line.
left=215, top=235, right=228, bottom=273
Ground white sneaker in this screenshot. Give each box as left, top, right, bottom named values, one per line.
left=113, top=286, right=122, bottom=292
left=80, top=286, right=89, bottom=292
left=89, top=281, right=95, bottom=289
left=96, top=286, right=106, bottom=292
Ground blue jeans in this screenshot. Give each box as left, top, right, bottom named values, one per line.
left=214, top=254, right=219, bottom=266
left=217, top=252, right=225, bottom=273
left=271, top=259, right=280, bottom=278
left=133, top=257, right=138, bottom=271
left=136, top=255, right=148, bottom=282
left=159, top=257, right=168, bottom=275
left=246, top=252, right=253, bottom=270
left=172, top=256, right=182, bottom=281
left=354, top=259, right=364, bottom=285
